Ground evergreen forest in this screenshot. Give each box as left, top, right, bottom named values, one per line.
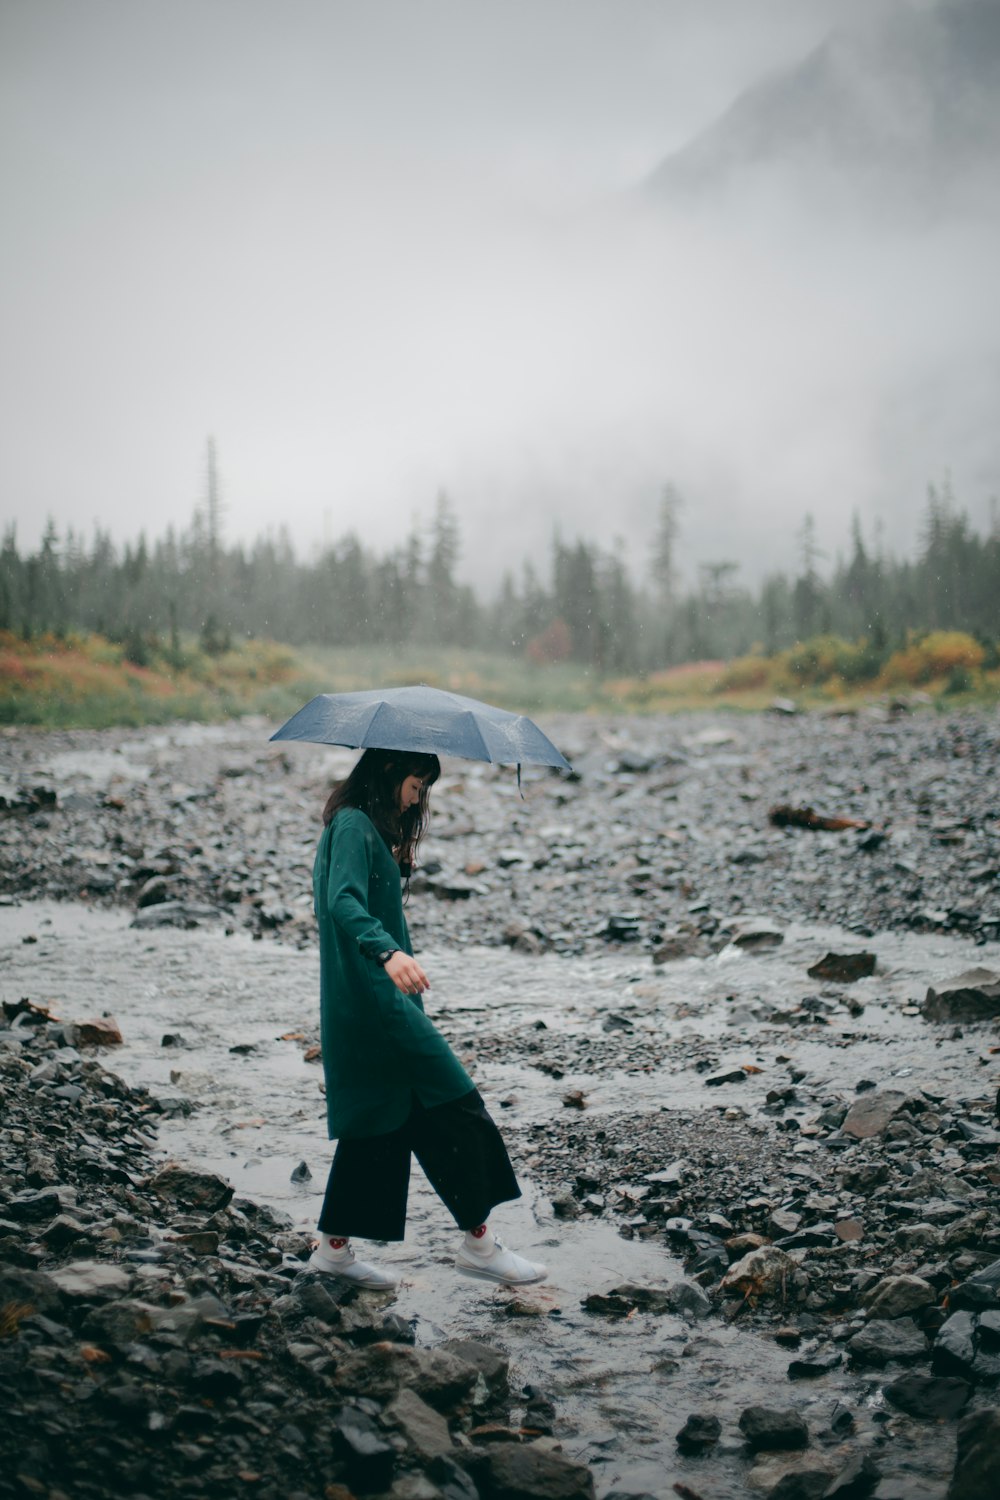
left=2, top=474, right=998, bottom=683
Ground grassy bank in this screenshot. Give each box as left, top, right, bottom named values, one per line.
left=1, top=630, right=998, bottom=729
left=0, top=632, right=327, bottom=728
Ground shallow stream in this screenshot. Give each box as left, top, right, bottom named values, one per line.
left=3, top=897, right=995, bottom=1495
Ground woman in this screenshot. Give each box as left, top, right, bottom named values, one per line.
left=308, top=746, right=546, bottom=1290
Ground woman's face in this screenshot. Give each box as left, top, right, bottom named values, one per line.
left=397, top=773, right=428, bottom=813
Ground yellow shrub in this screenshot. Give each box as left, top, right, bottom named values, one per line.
left=714, top=654, right=777, bottom=692
left=881, top=631, right=985, bottom=685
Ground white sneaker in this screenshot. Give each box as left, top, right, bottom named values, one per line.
left=455, top=1236, right=547, bottom=1286
left=308, top=1239, right=398, bottom=1289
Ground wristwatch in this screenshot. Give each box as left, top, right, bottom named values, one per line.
left=375, top=949, right=399, bottom=967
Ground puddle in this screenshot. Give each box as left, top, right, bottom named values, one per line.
left=1, top=899, right=983, bottom=1496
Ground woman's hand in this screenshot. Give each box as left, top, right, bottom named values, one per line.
left=384, top=951, right=430, bottom=996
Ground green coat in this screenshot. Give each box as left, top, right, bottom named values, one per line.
left=313, top=806, right=473, bottom=1140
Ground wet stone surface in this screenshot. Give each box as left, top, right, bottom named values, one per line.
left=2, top=710, right=1000, bottom=1499
left=1, top=706, right=999, bottom=953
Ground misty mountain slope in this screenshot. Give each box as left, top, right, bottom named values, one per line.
left=646, top=0, right=1000, bottom=221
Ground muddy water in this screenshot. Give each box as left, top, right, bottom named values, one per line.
left=3, top=899, right=993, bottom=1495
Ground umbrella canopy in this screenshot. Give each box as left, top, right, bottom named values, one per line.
left=270, top=684, right=572, bottom=771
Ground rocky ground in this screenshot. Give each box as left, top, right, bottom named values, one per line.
left=1, top=703, right=998, bottom=955
left=1, top=1001, right=590, bottom=1500
left=2, top=706, right=1000, bottom=1499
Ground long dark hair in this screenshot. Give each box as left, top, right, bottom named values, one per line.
left=322, top=748, right=440, bottom=873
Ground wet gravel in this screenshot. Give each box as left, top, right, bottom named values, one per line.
left=1, top=703, right=999, bottom=955
left=2, top=706, right=1000, bottom=1499
left=1, top=1004, right=562, bottom=1500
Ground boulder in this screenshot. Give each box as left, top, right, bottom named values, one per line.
left=864, top=1275, right=936, bottom=1321
left=787, top=1348, right=842, bottom=1379
left=333, top=1405, right=396, bottom=1494
left=386, top=1388, right=454, bottom=1461
left=806, top=952, right=877, bottom=983
left=947, top=1406, right=1000, bottom=1500
left=722, top=1246, right=797, bottom=1299
left=468, top=1442, right=595, bottom=1500
left=676, top=1413, right=721, bottom=1452
left=766, top=1471, right=833, bottom=1500
left=730, top=920, right=785, bottom=951
left=335, top=1344, right=479, bottom=1413
left=932, top=1311, right=978, bottom=1380
left=884, top=1373, right=973, bottom=1420
left=75, top=1016, right=124, bottom=1046
left=665, top=1279, right=713, bottom=1320
left=739, top=1405, right=810, bottom=1452
left=606, top=1282, right=673, bottom=1314
left=841, top=1091, right=909, bottom=1139
left=847, top=1318, right=928, bottom=1368
left=0, top=1265, right=63, bottom=1318
left=950, top=1259, right=1000, bottom=1312
left=47, top=1261, right=132, bottom=1300
left=147, top=1164, right=234, bottom=1212
left=439, top=1339, right=510, bottom=1392
left=924, top=969, right=1000, bottom=1023
left=824, top=1453, right=881, bottom=1497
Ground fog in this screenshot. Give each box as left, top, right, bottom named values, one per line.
left=1, top=0, right=997, bottom=592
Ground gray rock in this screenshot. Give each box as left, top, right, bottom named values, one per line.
left=130, top=901, right=223, bottom=929
left=676, top=1412, right=721, bottom=1451
left=9, top=1185, right=77, bottom=1221
left=39, top=1213, right=90, bottom=1248
left=652, top=931, right=711, bottom=963
left=864, top=1275, right=936, bottom=1321
left=731, top=921, right=785, bottom=951
left=739, top=1405, right=810, bottom=1452
left=824, top=1453, right=881, bottom=1498
left=336, top=1344, right=479, bottom=1412
left=469, top=1442, right=595, bottom=1500
left=902, top=1168, right=973, bottom=1202
left=429, top=1455, right=480, bottom=1500
left=294, top=1278, right=343, bottom=1326
left=606, top=1282, right=673, bottom=1314
left=947, top=1406, right=1000, bottom=1500
left=841, top=1091, right=909, bottom=1139
left=806, top=952, right=876, bottom=982
left=333, top=1405, right=396, bottom=1493
left=81, top=1298, right=160, bottom=1345
left=767, top=1471, right=833, bottom=1500
left=722, top=1246, right=797, bottom=1298
left=644, top=1159, right=691, bottom=1185
left=787, top=1348, right=842, bottom=1379
left=883, top=1373, right=973, bottom=1420
left=924, top=968, right=1000, bottom=1023
left=387, top=1388, right=454, bottom=1461
left=847, top=1318, right=928, bottom=1368
left=439, top=1339, right=509, bottom=1391
left=0, top=1265, right=63, bottom=1316
left=933, top=1311, right=978, bottom=1379
left=137, top=875, right=170, bottom=908
left=665, top=1279, right=713, bottom=1319
left=147, top=1164, right=234, bottom=1211
left=48, top=1260, right=132, bottom=1300
left=951, top=1259, right=1000, bottom=1312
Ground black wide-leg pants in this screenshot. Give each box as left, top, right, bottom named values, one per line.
left=317, top=1088, right=521, bottom=1242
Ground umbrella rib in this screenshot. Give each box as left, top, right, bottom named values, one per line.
left=457, top=711, right=496, bottom=763
left=360, top=700, right=395, bottom=745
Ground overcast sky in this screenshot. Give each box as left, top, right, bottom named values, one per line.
left=2, top=0, right=995, bottom=591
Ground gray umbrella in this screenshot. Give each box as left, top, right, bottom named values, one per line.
left=270, top=684, right=571, bottom=773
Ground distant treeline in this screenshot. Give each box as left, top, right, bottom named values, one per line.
left=1, top=475, right=998, bottom=674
